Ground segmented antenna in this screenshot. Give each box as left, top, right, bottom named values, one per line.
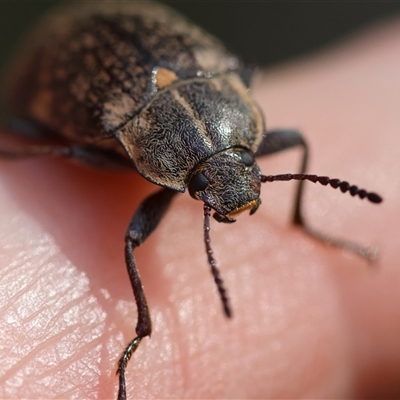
left=204, top=204, right=232, bottom=318
left=261, top=173, right=382, bottom=204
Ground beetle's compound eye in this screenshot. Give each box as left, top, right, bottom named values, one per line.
left=189, top=173, right=209, bottom=198
left=240, top=151, right=255, bottom=166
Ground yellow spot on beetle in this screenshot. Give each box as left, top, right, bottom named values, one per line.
left=155, top=67, right=178, bottom=89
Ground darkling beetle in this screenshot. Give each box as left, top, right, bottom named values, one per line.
left=0, top=2, right=383, bottom=399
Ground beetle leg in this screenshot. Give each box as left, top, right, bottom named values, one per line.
left=255, top=129, right=308, bottom=225
left=256, top=129, right=379, bottom=260
left=0, top=143, right=133, bottom=170
left=2, top=117, right=55, bottom=140
left=117, top=188, right=177, bottom=400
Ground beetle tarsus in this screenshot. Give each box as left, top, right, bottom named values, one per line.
left=117, top=337, right=142, bottom=400
left=300, top=223, right=380, bottom=262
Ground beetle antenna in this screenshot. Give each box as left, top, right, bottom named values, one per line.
left=261, top=173, right=382, bottom=204
left=204, top=204, right=232, bottom=318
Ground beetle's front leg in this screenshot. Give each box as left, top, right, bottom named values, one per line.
left=256, top=129, right=308, bottom=225
left=256, top=129, right=379, bottom=260
left=117, top=188, right=177, bottom=400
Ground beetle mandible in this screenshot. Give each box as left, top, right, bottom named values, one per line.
left=0, top=2, right=383, bottom=399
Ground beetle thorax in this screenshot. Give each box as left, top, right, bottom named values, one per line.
left=116, top=73, right=265, bottom=192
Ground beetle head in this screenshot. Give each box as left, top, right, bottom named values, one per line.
left=188, top=147, right=261, bottom=222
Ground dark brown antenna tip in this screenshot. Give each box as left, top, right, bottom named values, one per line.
left=261, top=173, right=383, bottom=204
left=204, top=204, right=232, bottom=318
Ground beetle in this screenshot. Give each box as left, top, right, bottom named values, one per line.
left=0, top=2, right=382, bottom=399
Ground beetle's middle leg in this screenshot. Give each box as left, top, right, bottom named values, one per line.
left=0, top=143, right=133, bottom=170
left=256, top=129, right=379, bottom=260
left=117, top=188, right=177, bottom=400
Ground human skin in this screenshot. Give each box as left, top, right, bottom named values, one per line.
left=0, top=17, right=399, bottom=399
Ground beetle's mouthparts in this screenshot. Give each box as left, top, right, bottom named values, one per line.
left=226, top=198, right=261, bottom=219
left=213, top=198, right=261, bottom=223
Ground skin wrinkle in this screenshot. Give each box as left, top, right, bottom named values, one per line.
left=0, top=198, right=110, bottom=397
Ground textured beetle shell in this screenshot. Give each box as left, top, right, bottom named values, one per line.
left=117, top=72, right=264, bottom=190
left=4, top=0, right=265, bottom=190
left=6, top=1, right=238, bottom=142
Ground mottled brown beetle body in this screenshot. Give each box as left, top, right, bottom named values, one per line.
left=1, top=2, right=383, bottom=399
left=6, top=1, right=264, bottom=208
